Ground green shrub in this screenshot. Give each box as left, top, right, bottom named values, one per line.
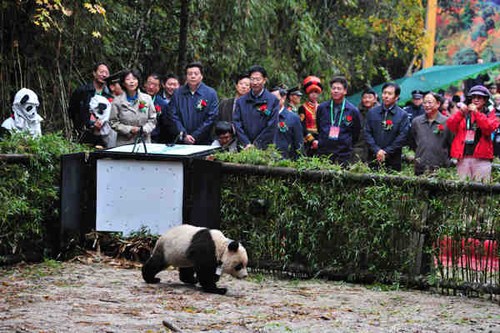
left=0, top=133, right=86, bottom=258
left=217, top=147, right=500, bottom=285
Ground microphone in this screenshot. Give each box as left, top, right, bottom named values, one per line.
left=167, top=131, right=183, bottom=147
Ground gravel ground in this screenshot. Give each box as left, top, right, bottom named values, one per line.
left=1, top=257, right=499, bottom=333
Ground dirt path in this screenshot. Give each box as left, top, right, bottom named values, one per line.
left=1, top=258, right=499, bottom=333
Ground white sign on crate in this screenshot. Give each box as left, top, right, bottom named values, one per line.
left=96, top=159, right=183, bottom=235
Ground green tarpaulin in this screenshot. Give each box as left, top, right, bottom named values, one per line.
left=347, top=62, right=500, bottom=107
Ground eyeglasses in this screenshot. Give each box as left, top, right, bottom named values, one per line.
left=249, top=77, right=264, bottom=83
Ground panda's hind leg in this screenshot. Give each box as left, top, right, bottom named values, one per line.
left=179, top=267, right=198, bottom=284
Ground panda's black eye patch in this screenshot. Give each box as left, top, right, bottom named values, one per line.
left=20, top=95, right=29, bottom=105
left=26, top=106, right=33, bottom=111
left=97, top=103, right=107, bottom=113
left=234, top=263, right=243, bottom=271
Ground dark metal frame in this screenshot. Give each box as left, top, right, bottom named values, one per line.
left=59, top=149, right=221, bottom=251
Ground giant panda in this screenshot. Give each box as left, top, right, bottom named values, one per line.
left=142, top=224, right=248, bottom=295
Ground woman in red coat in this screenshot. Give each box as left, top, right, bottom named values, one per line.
left=446, top=85, right=499, bottom=182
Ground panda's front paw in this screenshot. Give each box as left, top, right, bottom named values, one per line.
left=179, top=268, right=198, bottom=284
left=180, top=276, right=198, bottom=285
left=216, top=287, right=228, bottom=295
left=146, top=277, right=161, bottom=284
left=203, top=286, right=227, bottom=295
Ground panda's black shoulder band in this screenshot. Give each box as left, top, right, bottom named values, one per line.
left=228, top=240, right=239, bottom=252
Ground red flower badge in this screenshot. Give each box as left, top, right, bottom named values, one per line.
left=383, top=119, right=393, bottom=131
left=434, top=123, right=445, bottom=134
left=345, top=114, right=353, bottom=125
left=196, top=99, right=208, bottom=111
left=258, top=103, right=270, bottom=116
left=155, top=105, right=161, bottom=113
left=137, top=100, right=148, bottom=112
left=278, top=121, right=288, bottom=132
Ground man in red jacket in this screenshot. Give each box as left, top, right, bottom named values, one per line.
left=447, top=85, right=499, bottom=182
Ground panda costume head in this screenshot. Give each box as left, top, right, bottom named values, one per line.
left=142, top=224, right=248, bottom=295
left=88, top=95, right=111, bottom=123
left=88, top=95, right=113, bottom=137
left=1, top=88, right=42, bottom=137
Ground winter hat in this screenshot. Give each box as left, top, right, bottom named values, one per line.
left=303, top=76, right=322, bottom=94
left=467, top=85, right=491, bottom=98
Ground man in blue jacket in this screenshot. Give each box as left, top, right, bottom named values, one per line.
left=169, top=62, right=218, bottom=145
left=270, top=86, right=303, bottom=159
left=233, top=65, right=279, bottom=149
left=364, top=82, right=410, bottom=171
left=312, top=76, right=362, bottom=165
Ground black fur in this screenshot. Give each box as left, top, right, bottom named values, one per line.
left=179, top=267, right=197, bottom=284
left=185, top=229, right=227, bottom=294
left=228, top=241, right=239, bottom=252
left=142, top=250, right=166, bottom=283
left=142, top=228, right=228, bottom=294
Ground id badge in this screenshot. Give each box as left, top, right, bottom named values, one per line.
left=465, top=130, right=475, bottom=144
left=329, top=126, right=340, bottom=140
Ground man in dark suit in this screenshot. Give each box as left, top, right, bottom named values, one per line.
left=218, top=72, right=250, bottom=122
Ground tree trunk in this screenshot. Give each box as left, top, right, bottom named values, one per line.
left=177, top=0, right=190, bottom=77
left=128, top=0, right=153, bottom=70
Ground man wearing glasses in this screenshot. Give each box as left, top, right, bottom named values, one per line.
left=233, top=65, right=279, bottom=149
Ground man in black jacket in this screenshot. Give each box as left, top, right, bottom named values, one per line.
left=218, top=72, right=250, bottom=122
left=67, top=62, right=112, bottom=145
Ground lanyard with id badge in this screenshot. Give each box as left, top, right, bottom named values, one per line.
left=465, top=114, right=475, bottom=144
left=329, top=99, right=345, bottom=140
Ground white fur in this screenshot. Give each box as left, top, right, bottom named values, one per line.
left=157, top=224, right=202, bottom=267
left=210, top=229, right=248, bottom=279
left=222, top=244, right=248, bottom=278
left=155, top=224, right=248, bottom=278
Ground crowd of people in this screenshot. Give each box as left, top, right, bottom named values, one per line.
left=3, top=61, right=500, bottom=183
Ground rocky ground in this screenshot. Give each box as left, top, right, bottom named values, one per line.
left=1, top=255, right=499, bottom=333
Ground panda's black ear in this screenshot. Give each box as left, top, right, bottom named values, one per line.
left=228, top=241, right=239, bottom=252
left=20, top=94, right=29, bottom=105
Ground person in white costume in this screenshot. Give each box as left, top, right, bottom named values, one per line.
left=1, top=88, right=42, bottom=137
